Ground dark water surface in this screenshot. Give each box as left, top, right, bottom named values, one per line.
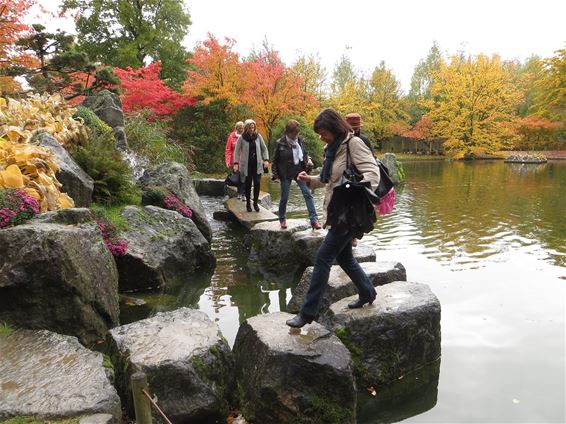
left=122, top=160, right=565, bottom=423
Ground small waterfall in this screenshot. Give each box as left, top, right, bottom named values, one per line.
left=119, top=147, right=148, bottom=180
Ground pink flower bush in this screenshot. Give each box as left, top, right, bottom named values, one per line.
left=163, top=192, right=193, bottom=219
left=92, top=210, right=128, bottom=257
left=0, top=188, right=40, bottom=228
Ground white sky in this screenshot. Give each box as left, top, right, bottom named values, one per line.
left=38, top=0, right=566, bottom=93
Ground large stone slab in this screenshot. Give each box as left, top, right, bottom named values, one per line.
left=194, top=178, right=225, bottom=196
left=0, top=221, right=119, bottom=345
left=232, top=312, right=356, bottom=424
left=287, top=261, right=407, bottom=315
left=326, top=281, right=441, bottom=387
left=247, top=219, right=311, bottom=276
left=224, top=197, right=278, bottom=229
left=34, top=132, right=94, bottom=207
left=226, top=185, right=272, bottom=209
left=292, top=228, right=376, bottom=265
left=0, top=330, right=120, bottom=421
left=108, top=308, right=232, bottom=423
left=115, top=206, right=215, bottom=292
left=139, top=162, right=213, bottom=242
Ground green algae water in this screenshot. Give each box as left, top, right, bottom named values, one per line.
left=121, top=160, right=565, bottom=423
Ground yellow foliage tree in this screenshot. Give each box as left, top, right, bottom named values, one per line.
left=534, top=47, right=566, bottom=123
left=425, top=54, right=523, bottom=156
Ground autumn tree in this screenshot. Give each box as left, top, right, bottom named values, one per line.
left=184, top=34, right=243, bottom=107
left=0, top=0, right=36, bottom=93
left=534, top=47, right=566, bottom=123
left=407, top=41, right=443, bottom=122
left=114, top=62, right=194, bottom=118
left=331, top=54, right=358, bottom=96
left=366, top=61, right=409, bottom=141
left=60, top=0, right=191, bottom=89
left=425, top=54, right=523, bottom=156
left=403, top=117, right=435, bottom=153
left=240, top=44, right=318, bottom=147
left=514, top=116, right=564, bottom=150
left=291, top=52, right=327, bottom=103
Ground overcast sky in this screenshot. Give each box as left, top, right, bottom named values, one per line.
left=40, top=0, right=565, bottom=93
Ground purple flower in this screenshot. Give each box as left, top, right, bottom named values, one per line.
left=0, top=189, right=40, bottom=228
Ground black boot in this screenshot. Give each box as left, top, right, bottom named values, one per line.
left=246, top=200, right=252, bottom=212
left=253, top=200, right=260, bottom=212
left=348, top=289, right=377, bottom=309
left=286, top=314, right=313, bottom=328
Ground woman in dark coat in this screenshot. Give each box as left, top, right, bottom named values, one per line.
left=272, top=119, right=321, bottom=230
left=286, top=109, right=380, bottom=328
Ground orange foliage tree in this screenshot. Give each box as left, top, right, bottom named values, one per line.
left=184, top=34, right=242, bottom=107
left=0, top=0, right=37, bottom=92
left=240, top=44, right=318, bottom=145
left=514, top=115, right=564, bottom=150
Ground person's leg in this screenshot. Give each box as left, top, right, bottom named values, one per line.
left=278, top=179, right=291, bottom=223
left=252, top=173, right=261, bottom=211
left=299, top=229, right=353, bottom=319
left=244, top=175, right=252, bottom=211
left=336, top=238, right=376, bottom=302
left=296, top=179, right=318, bottom=224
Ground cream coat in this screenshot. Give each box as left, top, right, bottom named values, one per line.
left=309, top=133, right=380, bottom=226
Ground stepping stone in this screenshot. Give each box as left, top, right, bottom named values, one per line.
left=224, top=197, right=278, bottom=229
left=325, top=281, right=441, bottom=387
left=287, top=261, right=407, bottom=314
left=0, top=330, right=120, bottom=421
left=108, top=308, right=232, bottom=423
left=233, top=312, right=356, bottom=424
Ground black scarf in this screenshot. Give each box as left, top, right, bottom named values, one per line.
left=320, top=138, right=340, bottom=183
left=243, top=132, right=258, bottom=142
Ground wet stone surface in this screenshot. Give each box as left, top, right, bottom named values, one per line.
left=287, top=261, right=407, bottom=315
left=108, top=308, right=233, bottom=423
left=0, top=330, right=120, bottom=421
left=232, top=312, right=357, bottom=424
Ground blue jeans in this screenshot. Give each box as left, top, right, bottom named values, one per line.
left=279, top=178, right=318, bottom=223
left=300, top=228, right=375, bottom=319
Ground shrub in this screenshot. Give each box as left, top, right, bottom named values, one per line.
left=171, top=100, right=247, bottom=173
left=142, top=186, right=192, bottom=219
left=91, top=209, right=128, bottom=257
left=74, top=106, right=112, bottom=137
left=0, top=188, right=40, bottom=228
left=125, top=110, right=187, bottom=166
left=73, top=130, right=140, bottom=206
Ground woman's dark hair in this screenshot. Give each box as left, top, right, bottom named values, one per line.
left=284, top=119, right=300, bottom=135
left=313, top=109, right=352, bottom=141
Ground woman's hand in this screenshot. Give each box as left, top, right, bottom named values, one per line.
left=306, top=158, right=313, bottom=167
left=297, top=171, right=310, bottom=182
left=233, top=164, right=239, bottom=172
left=263, top=160, right=270, bottom=169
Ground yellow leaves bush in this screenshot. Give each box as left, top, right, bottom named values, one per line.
left=0, top=94, right=82, bottom=212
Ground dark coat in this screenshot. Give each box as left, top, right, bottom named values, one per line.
left=271, top=136, right=310, bottom=181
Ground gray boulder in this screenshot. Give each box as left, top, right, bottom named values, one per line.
left=194, top=178, right=226, bottom=196
left=326, top=281, right=441, bottom=387
left=381, top=153, right=404, bottom=185
left=115, top=206, right=215, bottom=292
left=139, top=162, right=213, bottom=242
left=247, top=219, right=311, bottom=276
left=33, top=132, right=94, bottom=207
left=32, top=207, right=93, bottom=225
left=0, top=329, right=120, bottom=421
left=233, top=312, right=357, bottom=424
left=287, top=261, right=406, bottom=315
left=0, top=221, right=119, bottom=345
left=108, top=308, right=233, bottom=423
left=292, top=228, right=376, bottom=265
left=82, top=90, right=124, bottom=129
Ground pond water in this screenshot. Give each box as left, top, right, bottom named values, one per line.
left=122, top=160, right=565, bottom=423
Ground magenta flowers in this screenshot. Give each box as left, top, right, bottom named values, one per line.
left=0, top=188, right=40, bottom=228
left=92, top=211, right=128, bottom=257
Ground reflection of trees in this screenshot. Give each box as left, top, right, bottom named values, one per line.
left=404, top=161, right=566, bottom=266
